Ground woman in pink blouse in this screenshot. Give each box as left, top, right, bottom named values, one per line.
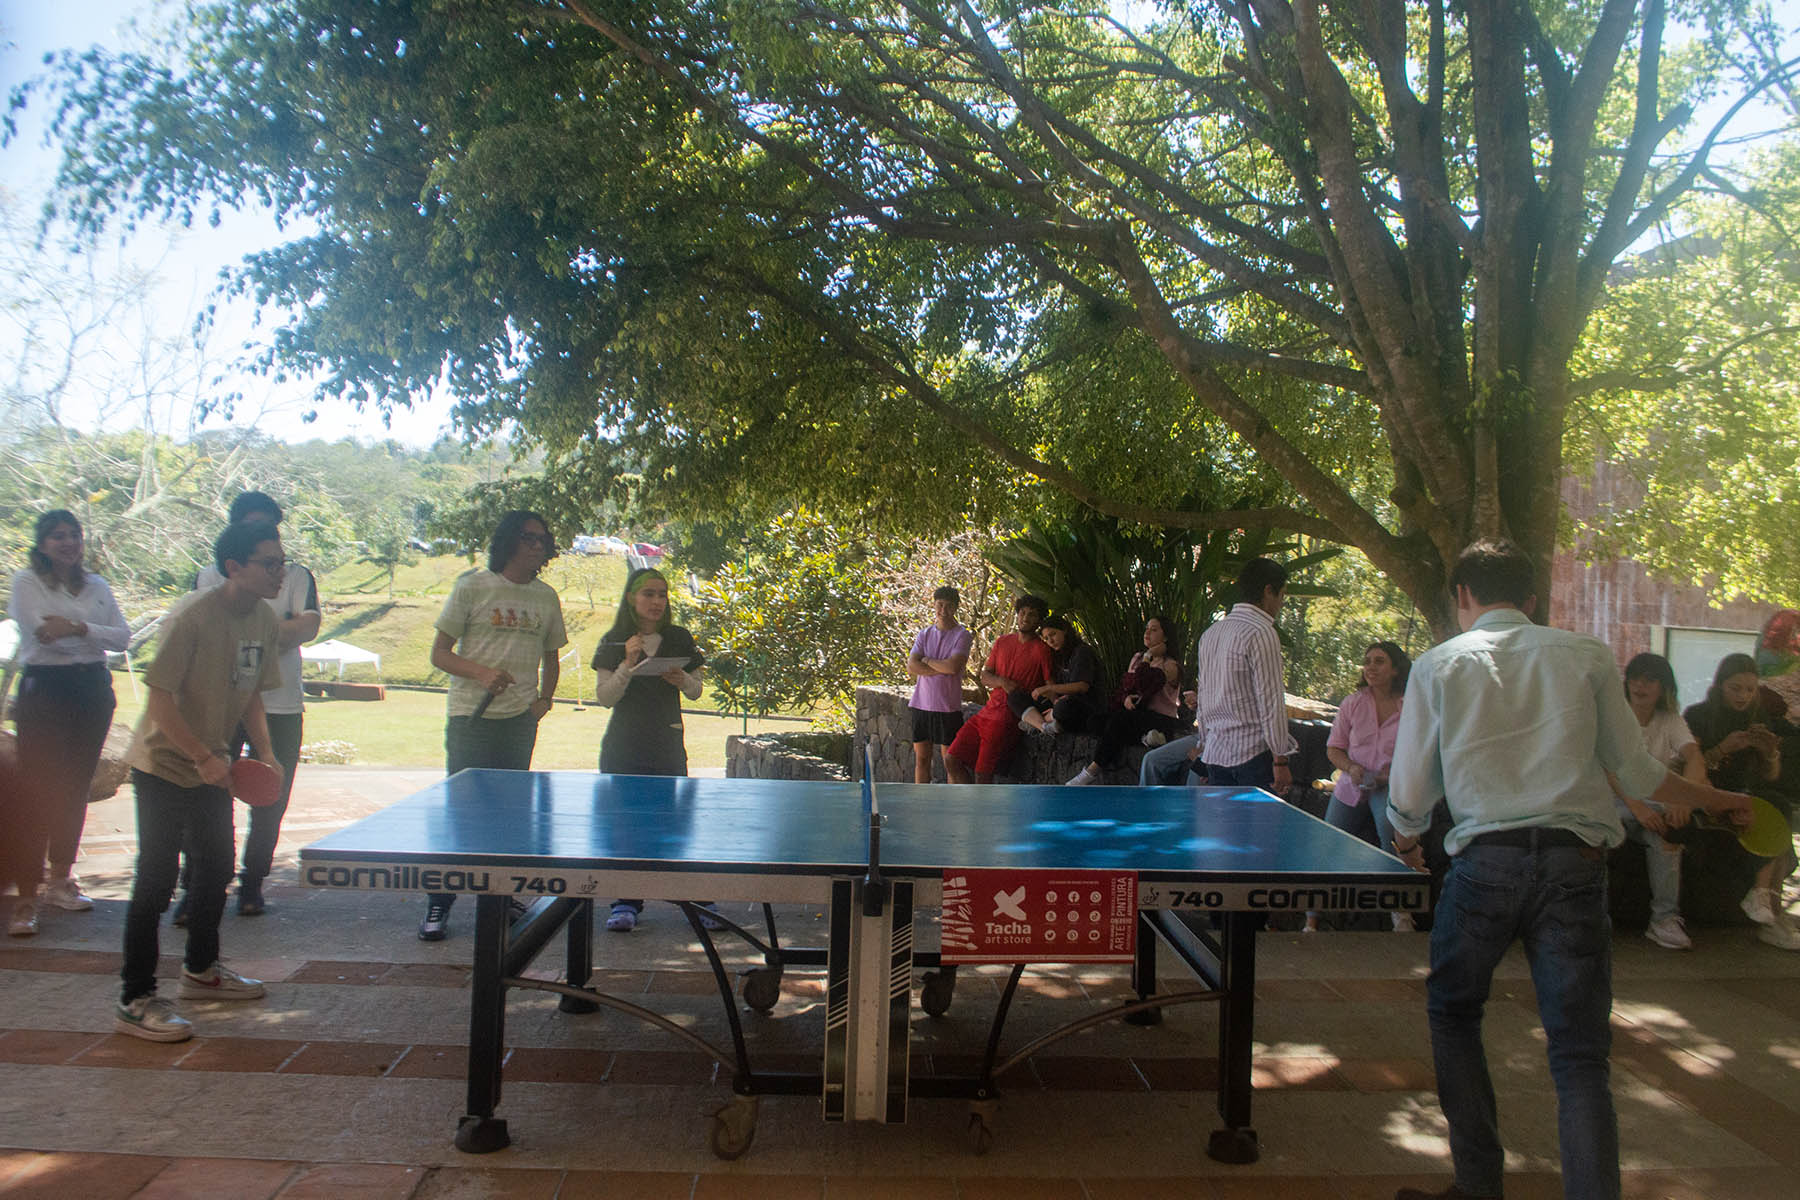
left=1306, top=641, right=1412, bottom=933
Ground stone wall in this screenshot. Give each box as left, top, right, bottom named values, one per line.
left=854, top=685, right=1148, bottom=784
left=725, top=731, right=852, bottom=781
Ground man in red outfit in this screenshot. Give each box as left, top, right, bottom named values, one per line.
left=945, top=595, right=1053, bottom=784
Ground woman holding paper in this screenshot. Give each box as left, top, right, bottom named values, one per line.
left=593, top=566, right=706, bottom=931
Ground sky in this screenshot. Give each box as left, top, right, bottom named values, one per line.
left=0, top=0, right=460, bottom=448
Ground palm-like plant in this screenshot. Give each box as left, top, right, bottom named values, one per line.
left=985, top=511, right=1337, bottom=684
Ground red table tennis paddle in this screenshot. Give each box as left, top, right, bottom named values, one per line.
left=230, top=757, right=284, bottom=808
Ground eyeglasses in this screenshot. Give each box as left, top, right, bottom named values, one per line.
left=248, top=556, right=288, bottom=571
left=519, top=532, right=552, bottom=547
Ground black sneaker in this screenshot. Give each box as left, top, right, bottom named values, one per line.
left=237, top=879, right=266, bottom=917
left=170, top=893, right=190, bottom=928
left=418, top=899, right=452, bottom=941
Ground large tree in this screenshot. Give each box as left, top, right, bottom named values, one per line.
left=25, top=1, right=1792, bottom=634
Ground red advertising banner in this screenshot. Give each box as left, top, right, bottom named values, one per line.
left=939, top=868, right=1139, bottom=964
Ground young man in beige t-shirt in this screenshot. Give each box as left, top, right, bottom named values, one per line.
left=114, top=523, right=285, bottom=1042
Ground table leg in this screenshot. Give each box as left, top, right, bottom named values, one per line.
left=559, top=899, right=599, bottom=1014
left=1124, top=909, right=1163, bottom=1026
left=457, top=893, right=511, bottom=1153
left=1208, top=911, right=1259, bottom=1163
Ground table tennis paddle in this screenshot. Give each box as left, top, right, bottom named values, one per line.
left=472, top=688, right=497, bottom=719
left=1737, top=795, right=1794, bottom=859
left=229, top=757, right=284, bottom=808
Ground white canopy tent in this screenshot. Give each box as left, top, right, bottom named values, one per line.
left=302, top=638, right=383, bottom=681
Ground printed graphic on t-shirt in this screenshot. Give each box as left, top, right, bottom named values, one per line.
left=489, top=606, right=544, bottom=632
left=233, top=642, right=266, bottom=692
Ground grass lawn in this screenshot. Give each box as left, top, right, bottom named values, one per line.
left=105, top=683, right=816, bottom=771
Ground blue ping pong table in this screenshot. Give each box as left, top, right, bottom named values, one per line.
left=300, top=770, right=1427, bottom=1162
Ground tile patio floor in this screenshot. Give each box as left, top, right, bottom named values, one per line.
left=3, top=767, right=1797, bottom=1199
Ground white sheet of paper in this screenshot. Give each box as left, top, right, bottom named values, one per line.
left=630, top=655, right=691, bottom=677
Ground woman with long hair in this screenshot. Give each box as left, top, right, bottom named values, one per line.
left=1066, top=615, right=1183, bottom=785
left=1684, top=653, right=1797, bottom=949
left=1307, top=641, right=1412, bottom=933
left=6, top=511, right=129, bottom=937
left=1013, top=614, right=1101, bottom=736
left=592, top=566, right=707, bottom=932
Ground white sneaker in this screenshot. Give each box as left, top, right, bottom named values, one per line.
left=178, top=961, right=266, bottom=1001
left=1645, top=915, right=1692, bottom=950
left=42, top=878, right=94, bottom=912
left=1141, top=730, right=1168, bottom=748
left=115, top=995, right=193, bottom=1042
left=7, top=900, right=38, bottom=938
left=1041, top=717, right=1058, bottom=736
left=1742, top=888, right=1776, bottom=926
left=1391, top=911, right=1418, bottom=933
left=1065, top=767, right=1098, bottom=786
left=1757, top=922, right=1800, bottom=951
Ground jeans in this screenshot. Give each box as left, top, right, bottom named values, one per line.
left=1325, top=787, right=1397, bottom=851
left=1427, top=841, right=1618, bottom=1200
left=1621, top=814, right=1681, bottom=924
left=431, top=711, right=540, bottom=914
left=122, top=769, right=235, bottom=1003
left=1139, top=733, right=1201, bottom=786
left=1205, top=750, right=1273, bottom=788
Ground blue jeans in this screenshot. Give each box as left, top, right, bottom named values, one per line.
left=1427, top=841, right=1617, bottom=1200
left=1325, top=787, right=1396, bottom=851
left=1139, top=733, right=1201, bottom=786
left=1620, top=814, right=1681, bottom=924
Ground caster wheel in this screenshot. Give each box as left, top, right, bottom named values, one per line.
left=967, top=1111, right=994, bottom=1155
left=920, top=969, right=955, bottom=1017
left=454, top=1115, right=510, bottom=1153
left=709, top=1097, right=758, bottom=1160
left=740, top=966, right=781, bottom=1013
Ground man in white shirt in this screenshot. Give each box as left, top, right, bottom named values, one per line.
left=174, top=491, right=321, bottom=921
left=1193, top=557, right=1296, bottom=791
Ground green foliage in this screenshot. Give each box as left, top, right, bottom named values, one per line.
left=352, top=503, right=418, bottom=598
left=1279, top=547, right=1435, bottom=701
left=1568, top=138, right=1800, bottom=608
left=687, top=511, right=891, bottom=720
left=984, top=512, right=1339, bottom=681
left=21, top=0, right=1790, bottom=637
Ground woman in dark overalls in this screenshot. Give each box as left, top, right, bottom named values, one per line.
left=592, top=567, right=707, bottom=931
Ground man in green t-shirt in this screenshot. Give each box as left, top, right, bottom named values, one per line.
left=417, top=509, right=567, bottom=940
left=115, top=523, right=285, bottom=1042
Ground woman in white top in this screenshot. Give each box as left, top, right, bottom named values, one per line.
left=1607, top=653, right=1707, bottom=951
left=5, top=511, right=129, bottom=937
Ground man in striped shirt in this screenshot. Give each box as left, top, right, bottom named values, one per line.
left=1193, top=557, right=1297, bottom=792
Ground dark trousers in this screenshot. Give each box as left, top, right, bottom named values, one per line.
left=9, top=664, right=114, bottom=894
left=1205, top=750, right=1275, bottom=788
left=431, top=711, right=539, bottom=913
left=1093, top=706, right=1183, bottom=768
left=122, top=769, right=234, bottom=1002
left=177, top=713, right=303, bottom=893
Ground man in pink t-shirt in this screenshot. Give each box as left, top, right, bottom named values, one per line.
left=945, top=595, right=1053, bottom=784
left=905, top=586, right=973, bottom=782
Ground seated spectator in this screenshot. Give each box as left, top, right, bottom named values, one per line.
left=1306, top=642, right=1412, bottom=933
left=1606, top=653, right=1707, bottom=950
left=1013, top=615, right=1101, bottom=736
left=1066, top=615, right=1183, bottom=786
left=1685, top=653, right=1798, bottom=950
